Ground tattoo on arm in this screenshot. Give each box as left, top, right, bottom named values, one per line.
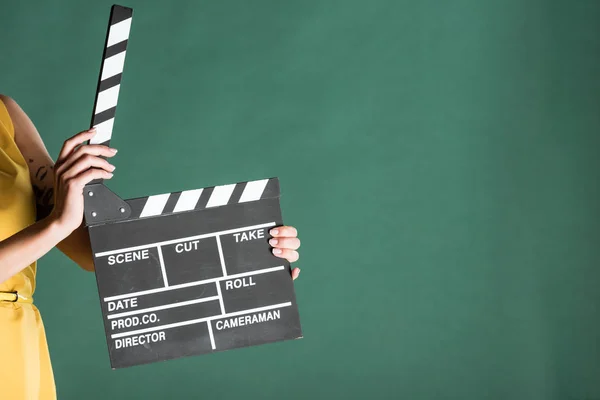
left=33, top=184, right=54, bottom=220
left=35, top=165, right=49, bottom=181
left=31, top=163, right=55, bottom=221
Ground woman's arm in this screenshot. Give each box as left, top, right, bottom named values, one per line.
left=1, top=95, right=112, bottom=272
left=0, top=217, right=70, bottom=284
left=0, top=122, right=115, bottom=283
left=1, top=95, right=302, bottom=280
left=0, top=113, right=116, bottom=283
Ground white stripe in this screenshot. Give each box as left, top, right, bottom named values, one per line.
left=216, top=236, right=227, bottom=277
left=173, top=189, right=203, bottom=213
left=206, top=184, right=236, bottom=208
left=96, top=222, right=276, bottom=257
left=90, top=118, right=114, bottom=144
left=101, top=51, right=126, bottom=80
left=239, top=179, right=269, bottom=203
left=111, top=302, right=292, bottom=339
left=107, top=296, right=220, bottom=319
left=95, top=85, right=120, bottom=114
left=139, top=193, right=170, bottom=218
left=107, top=18, right=132, bottom=47
left=207, top=321, right=216, bottom=350
left=103, top=265, right=284, bottom=302
left=157, top=246, right=169, bottom=287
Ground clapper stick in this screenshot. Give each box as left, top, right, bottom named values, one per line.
left=83, top=4, right=133, bottom=216
left=87, top=4, right=133, bottom=186
left=89, top=5, right=132, bottom=146
left=82, top=5, right=302, bottom=369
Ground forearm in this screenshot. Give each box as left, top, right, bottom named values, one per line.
left=31, top=164, right=96, bottom=272
left=0, top=217, right=68, bottom=284
left=56, top=224, right=95, bottom=272
left=28, top=147, right=95, bottom=272
left=4, top=95, right=107, bottom=273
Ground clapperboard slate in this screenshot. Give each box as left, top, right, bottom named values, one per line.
left=83, top=5, right=302, bottom=369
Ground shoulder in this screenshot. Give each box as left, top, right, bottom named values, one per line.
left=0, top=95, right=33, bottom=135
left=0, top=95, right=16, bottom=135
left=0, top=94, right=21, bottom=114
left=0, top=95, right=23, bottom=123
left=0, top=94, right=15, bottom=107
left=0, top=95, right=44, bottom=155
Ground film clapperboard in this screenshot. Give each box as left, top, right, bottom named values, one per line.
left=83, top=5, right=303, bottom=369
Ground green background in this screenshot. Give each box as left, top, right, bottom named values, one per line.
left=2, top=0, right=599, bottom=399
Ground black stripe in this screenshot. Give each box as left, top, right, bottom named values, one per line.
left=126, top=198, right=146, bottom=220
left=86, top=5, right=132, bottom=183
left=228, top=182, right=246, bottom=204
left=93, top=107, right=116, bottom=126
left=195, top=187, right=214, bottom=210
left=98, top=74, right=122, bottom=92
left=92, top=140, right=111, bottom=147
left=162, top=192, right=181, bottom=214
left=111, top=5, right=133, bottom=25
left=105, top=40, right=128, bottom=59
left=262, top=178, right=280, bottom=199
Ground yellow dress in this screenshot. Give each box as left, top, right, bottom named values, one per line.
left=0, top=98, right=56, bottom=399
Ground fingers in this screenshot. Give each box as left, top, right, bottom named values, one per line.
left=69, top=168, right=114, bottom=189
left=60, top=154, right=115, bottom=181
left=272, top=248, right=299, bottom=263
left=57, top=128, right=98, bottom=163
left=71, top=144, right=117, bottom=160
left=56, top=145, right=117, bottom=178
left=269, top=237, right=301, bottom=250
left=269, top=226, right=297, bottom=238
left=269, top=226, right=300, bottom=265
left=292, top=268, right=301, bottom=280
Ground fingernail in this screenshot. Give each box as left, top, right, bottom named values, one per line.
left=109, top=164, right=116, bottom=171
left=89, top=127, right=96, bottom=132
left=269, top=239, right=278, bottom=246
left=270, top=229, right=279, bottom=236
left=296, top=268, right=301, bottom=276
left=107, top=172, right=114, bottom=178
left=110, top=148, right=118, bottom=154
left=272, top=248, right=282, bottom=255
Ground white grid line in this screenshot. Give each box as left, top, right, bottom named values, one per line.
left=216, top=236, right=228, bottom=277
left=157, top=246, right=169, bottom=287
left=107, top=296, right=220, bottom=320
left=103, top=266, right=285, bottom=302
left=207, top=321, right=216, bottom=350
left=215, top=282, right=226, bottom=314
left=111, top=302, right=292, bottom=339
left=95, top=222, right=276, bottom=257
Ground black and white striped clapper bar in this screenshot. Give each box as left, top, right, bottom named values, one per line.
left=83, top=5, right=302, bottom=369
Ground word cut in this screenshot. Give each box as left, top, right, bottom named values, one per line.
left=225, top=277, right=256, bottom=290
left=233, top=229, right=265, bottom=243
left=108, top=250, right=149, bottom=265
left=175, top=240, right=200, bottom=253
left=107, top=298, right=138, bottom=312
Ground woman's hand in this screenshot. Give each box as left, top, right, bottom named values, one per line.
left=269, top=226, right=301, bottom=280
left=49, top=128, right=117, bottom=234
